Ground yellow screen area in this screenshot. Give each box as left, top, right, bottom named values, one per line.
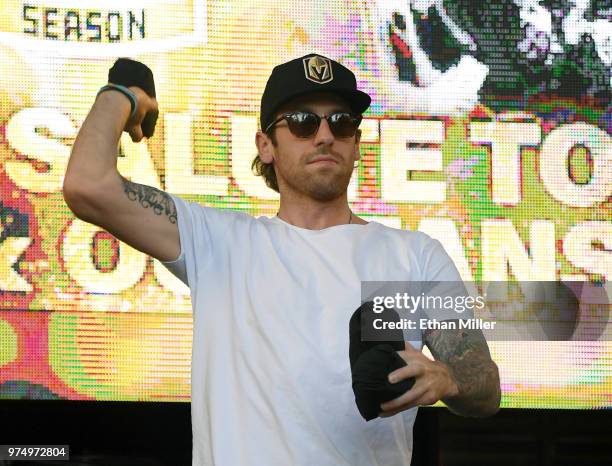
left=0, top=1, right=610, bottom=407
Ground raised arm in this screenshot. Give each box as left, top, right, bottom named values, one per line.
left=62, top=87, right=181, bottom=263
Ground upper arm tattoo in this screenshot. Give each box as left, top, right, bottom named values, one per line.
left=120, top=176, right=177, bottom=224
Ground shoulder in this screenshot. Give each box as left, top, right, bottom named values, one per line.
left=369, top=223, right=457, bottom=280
left=368, top=222, right=441, bottom=250
left=168, top=194, right=255, bottom=225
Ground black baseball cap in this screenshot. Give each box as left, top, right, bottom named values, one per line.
left=260, top=53, right=371, bottom=131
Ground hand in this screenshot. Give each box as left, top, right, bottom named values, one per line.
left=124, top=86, right=159, bottom=142
left=379, top=342, right=459, bottom=417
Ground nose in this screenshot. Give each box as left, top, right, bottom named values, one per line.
left=313, top=116, right=335, bottom=146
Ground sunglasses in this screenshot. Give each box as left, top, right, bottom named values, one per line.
left=264, top=111, right=362, bottom=138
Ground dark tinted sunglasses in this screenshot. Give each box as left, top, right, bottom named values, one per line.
left=264, top=111, right=362, bottom=138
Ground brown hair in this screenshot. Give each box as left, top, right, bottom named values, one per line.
left=251, top=128, right=279, bottom=193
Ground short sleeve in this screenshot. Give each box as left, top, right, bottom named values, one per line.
left=419, top=236, right=463, bottom=282
left=418, top=235, right=475, bottom=321
left=159, top=193, right=212, bottom=289
left=160, top=241, right=187, bottom=286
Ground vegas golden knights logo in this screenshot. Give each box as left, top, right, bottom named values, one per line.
left=303, top=56, right=333, bottom=84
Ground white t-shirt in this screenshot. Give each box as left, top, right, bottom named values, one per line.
left=161, top=193, right=462, bottom=466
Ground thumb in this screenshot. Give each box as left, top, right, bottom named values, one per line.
left=128, top=124, right=144, bottom=142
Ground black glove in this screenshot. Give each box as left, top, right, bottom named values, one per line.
left=108, top=58, right=158, bottom=138
left=349, top=301, right=415, bottom=421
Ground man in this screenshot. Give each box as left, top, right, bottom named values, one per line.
left=63, top=53, right=500, bottom=466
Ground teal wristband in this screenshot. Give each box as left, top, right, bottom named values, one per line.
left=97, top=83, right=138, bottom=120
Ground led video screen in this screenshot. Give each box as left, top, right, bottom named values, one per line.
left=0, top=0, right=610, bottom=407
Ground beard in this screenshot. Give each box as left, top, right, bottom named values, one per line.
left=276, top=151, right=354, bottom=202
left=300, top=168, right=352, bottom=201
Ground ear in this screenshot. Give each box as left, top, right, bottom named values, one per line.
left=353, top=128, right=362, bottom=162
left=255, top=130, right=275, bottom=164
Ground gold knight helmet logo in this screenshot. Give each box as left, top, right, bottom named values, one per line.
left=303, top=55, right=333, bottom=84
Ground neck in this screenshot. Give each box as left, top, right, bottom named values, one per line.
left=276, top=196, right=355, bottom=230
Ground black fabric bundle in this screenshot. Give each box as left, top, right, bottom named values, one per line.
left=349, top=302, right=415, bottom=421
left=108, top=58, right=158, bottom=138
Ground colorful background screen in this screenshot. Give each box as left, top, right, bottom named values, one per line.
left=0, top=0, right=610, bottom=407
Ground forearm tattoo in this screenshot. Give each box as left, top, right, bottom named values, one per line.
left=424, top=323, right=501, bottom=416
left=120, top=176, right=177, bottom=224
